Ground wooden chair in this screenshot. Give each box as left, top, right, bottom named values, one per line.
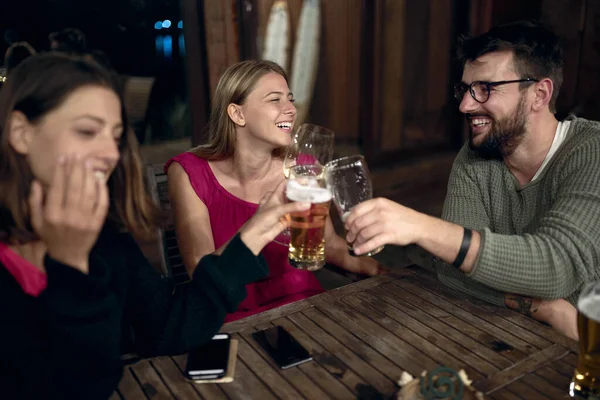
left=145, top=163, right=190, bottom=285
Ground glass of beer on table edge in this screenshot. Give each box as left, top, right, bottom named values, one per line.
left=285, top=164, right=332, bottom=271
left=570, top=281, right=600, bottom=399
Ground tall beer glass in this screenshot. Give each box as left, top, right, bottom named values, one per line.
left=571, top=281, right=600, bottom=399
left=325, top=155, right=384, bottom=257
left=286, top=164, right=332, bottom=270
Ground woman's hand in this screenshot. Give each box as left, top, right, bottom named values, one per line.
left=29, top=155, right=109, bottom=274
left=240, top=180, right=310, bottom=255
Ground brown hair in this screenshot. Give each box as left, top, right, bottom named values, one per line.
left=191, top=59, right=288, bottom=160
left=0, top=52, right=161, bottom=243
left=456, top=20, right=563, bottom=113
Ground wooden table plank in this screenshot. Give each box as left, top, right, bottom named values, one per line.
left=370, top=284, right=515, bottom=369
left=218, top=357, right=278, bottom=400
left=172, top=355, right=228, bottom=400
left=117, top=271, right=580, bottom=399
left=535, top=366, right=573, bottom=390
left=273, top=316, right=370, bottom=396
left=394, top=278, right=541, bottom=354
left=474, top=344, right=570, bottom=394
left=548, top=356, right=577, bottom=378
left=233, top=334, right=303, bottom=399
left=488, top=387, right=527, bottom=400
left=302, top=307, right=406, bottom=382
left=118, top=368, right=147, bottom=399
left=401, top=274, right=555, bottom=350
left=249, top=320, right=357, bottom=399
left=239, top=324, right=334, bottom=399
left=314, top=296, right=440, bottom=375
left=322, top=272, right=401, bottom=300
left=151, top=356, right=205, bottom=400
left=221, top=301, right=316, bottom=334
left=286, top=311, right=398, bottom=395
left=378, top=282, right=529, bottom=363
left=563, top=353, right=579, bottom=367
left=108, top=391, right=122, bottom=400
left=354, top=288, right=500, bottom=376
left=505, top=379, right=552, bottom=399
left=342, top=291, right=486, bottom=380
left=492, top=308, right=578, bottom=352
left=129, top=359, right=176, bottom=399
left=521, top=373, right=570, bottom=399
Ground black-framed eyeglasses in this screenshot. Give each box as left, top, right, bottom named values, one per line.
left=454, top=78, right=539, bottom=104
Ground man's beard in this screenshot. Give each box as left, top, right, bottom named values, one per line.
left=468, top=95, right=527, bottom=160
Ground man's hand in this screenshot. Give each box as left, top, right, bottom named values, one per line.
left=344, top=198, right=425, bottom=256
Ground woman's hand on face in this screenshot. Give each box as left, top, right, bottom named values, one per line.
left=344, top=198, right=423, bottom=256
left=29, top=155, right=109, bottom=274
left=240, top=180, right=310, bottom=255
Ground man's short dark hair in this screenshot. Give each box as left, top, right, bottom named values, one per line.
left=456, top=21, right=563, bottom=113
left=4, top=42, right=36, bottom=74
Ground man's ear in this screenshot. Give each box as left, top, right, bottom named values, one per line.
left=8, top=111, right=34, bottom=155
left=227, top=103, right=246, bottom=127
left=531, top=78, right=554, bottom=112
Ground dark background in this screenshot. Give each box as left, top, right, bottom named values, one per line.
left=0, top=0, right=184, bottom=76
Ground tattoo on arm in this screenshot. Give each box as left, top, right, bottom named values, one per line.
left=507, top=295, right=539, bottom=317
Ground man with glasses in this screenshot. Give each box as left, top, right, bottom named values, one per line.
left=345, top=21, right=600, bottom=339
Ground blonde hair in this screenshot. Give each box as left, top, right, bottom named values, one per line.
left=191, top=60, right=288, bottom=160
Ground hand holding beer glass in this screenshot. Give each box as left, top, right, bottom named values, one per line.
left=325, top=155, right=384, bottom=257
left=285, top=164, right=332, bottom=271
left=570, top=281, right=600, bottom=399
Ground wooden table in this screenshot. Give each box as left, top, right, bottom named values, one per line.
left=114, top=266, right=580, bottom=399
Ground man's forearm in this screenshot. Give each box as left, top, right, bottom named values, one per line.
left=414, top=213, right=481, bottom=272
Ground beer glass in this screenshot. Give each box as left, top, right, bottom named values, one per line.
left=571, top=281, right=600, bottom=399
left=275, top=124, right=334, bottom=246
left=285, top=164, right=332, bottom=270
left=283, top=124, right=334, bottom=178
left=325, top=155, right=384, bottom=257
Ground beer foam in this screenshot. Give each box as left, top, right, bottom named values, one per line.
left=287, top=179, right=332, bottom=203
left=578, top=288, right=600, bottom=322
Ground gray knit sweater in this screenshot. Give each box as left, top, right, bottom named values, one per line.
left=435, top=117, right=600, bottom=306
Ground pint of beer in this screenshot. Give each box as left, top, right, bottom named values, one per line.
left=286, top=164, right=332, bottom=270
left=570, top=281, right=600, bottom=399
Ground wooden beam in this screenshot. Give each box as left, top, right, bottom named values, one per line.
left=204, top=0, right=240, bottom=96
left=181, top=0, right=210, bottom=146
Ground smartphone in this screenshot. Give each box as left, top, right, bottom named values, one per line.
left=252, top=326, right=312, bottom=369
left=185, top=334, right=230, bottom=380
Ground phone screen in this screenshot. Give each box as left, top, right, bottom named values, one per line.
left=252, top=326, right=312, bottom=369
left=185, top=334, right=230, bottom=379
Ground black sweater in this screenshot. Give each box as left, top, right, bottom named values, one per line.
left=0, top=228, right=269, bottom=399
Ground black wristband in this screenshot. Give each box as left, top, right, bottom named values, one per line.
left=453, top=228, right=472, bottom=268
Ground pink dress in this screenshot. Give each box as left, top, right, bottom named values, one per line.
left=165, top=153, right=324, bottom=322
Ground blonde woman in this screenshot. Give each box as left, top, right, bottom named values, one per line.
left=167, top=60, right=383, bottom=322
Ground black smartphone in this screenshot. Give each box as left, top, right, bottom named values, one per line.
left=252, top=326, right=312, bottom=369
left=185, top=334, right=230, bottom=380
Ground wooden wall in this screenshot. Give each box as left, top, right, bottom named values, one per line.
left=254, top=0, right=363, bottom=143
left=471, top=0, right=600, bottom=120
left=249, top=0, right=464, bottom=163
